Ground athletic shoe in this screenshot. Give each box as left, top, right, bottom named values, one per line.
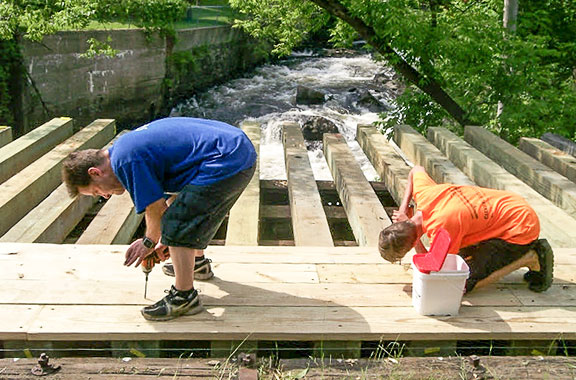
left=527, top=239, right=554, bottom=293
left=141, top=285, right=203, bottom=321
left=162, top=257, right=214, bottom=280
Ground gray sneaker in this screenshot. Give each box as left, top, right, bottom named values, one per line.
left=162, top=257, right=214, bottom=280
left=141, top=285, right=203, bottom=321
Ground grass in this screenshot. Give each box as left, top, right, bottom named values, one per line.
left=61, top=6, right=234, bottom=31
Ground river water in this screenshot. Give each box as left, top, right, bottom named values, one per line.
left=171, top=51, right=399, bottom=180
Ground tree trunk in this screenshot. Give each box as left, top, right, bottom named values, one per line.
left=308, top=0, right=472, bottom=126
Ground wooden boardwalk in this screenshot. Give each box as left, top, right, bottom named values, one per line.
left=1, top=118, right=576, bottom=358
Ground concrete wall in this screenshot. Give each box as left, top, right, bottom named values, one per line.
left=17, top=26, right=266, bottom=135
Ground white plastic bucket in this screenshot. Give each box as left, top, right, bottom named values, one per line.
left=412, top=254, right=470, bottom=316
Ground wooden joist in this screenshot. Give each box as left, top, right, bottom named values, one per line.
left=393, top=124, right=475, bottom=185
left=282, top=123, right=333, bottom=246
left=0, top=183, right=96, bottom=243
left=323, top=133, right=391, bottom=246
left=428, top=127, right=576, bottom=247
left=0, top=117, right=74, bottom=185
left=355, top=124, right=411, bottom=205
left=465, top=126, right=576, bottom=219
left=0, top=125, right=13, bottom=148
left=76, top=193, right=142, bottom=245
left=541, top=132, right=576, bottom=157
left=225, top=121, right=261, bottom=245
left=0, top=119, right=116, bottom=238
left=1, top=243, right=576, bottom=342
left=1, top=131, right=127, bottom=244
left=519, top=137, right=576, bottom=184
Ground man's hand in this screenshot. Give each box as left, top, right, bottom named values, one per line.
left=124, top=239, right=170, bottom=268
left=392, top=204, right=414, bottom=223
left=124, top=238, right=151, bottom=267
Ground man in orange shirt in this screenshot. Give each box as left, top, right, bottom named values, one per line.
left=379, top=166, right=553, bottom=293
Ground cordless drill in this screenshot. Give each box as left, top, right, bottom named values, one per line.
left=141, top=246, right=169, bottom=299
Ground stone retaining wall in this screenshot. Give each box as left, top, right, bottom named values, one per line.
left=16, top=26, right=266, bottom=134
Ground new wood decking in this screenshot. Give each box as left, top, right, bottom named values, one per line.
left=1, top=118, right=575, bottom=358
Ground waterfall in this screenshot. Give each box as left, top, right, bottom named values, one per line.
left=171, top=51, right=400, bottom=180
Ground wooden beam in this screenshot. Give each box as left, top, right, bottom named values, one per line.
left=0, top=183, right=96, bottom=243
left=0, top=119, right=116, bottom=238
left=393, top=124, right=475, bottom=185
left=323, top=133, right=391, bottom=246
left=282, top=123, right=333, bottom=246
left=427, top=127, right=576, bottom=247
left=76, top=193, right=143, bottom=245
left=0, top=126, right=13, bottom=148
left=465, top=126, right=576, bottom=219
left=0, top=117, right=74, bottom=185
left=226, top=121, right=261, bottom=245
left=1, top=132, right=125, bottom=244
left=519, top=137, right=576, bottom=184
left=355, top=124, right=411, bottom=205
left=541, top=132, right=576, bottom=157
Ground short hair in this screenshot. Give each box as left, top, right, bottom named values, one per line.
left=61, top=149, right=105, bottom=197
left=378, top=220, right=418, bottom=263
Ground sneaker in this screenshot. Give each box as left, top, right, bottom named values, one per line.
left=527, top=239, right=554, bottom=293
left=141, top=285, right=203, bottom=321
left=162, top=257, right=214, bottom=280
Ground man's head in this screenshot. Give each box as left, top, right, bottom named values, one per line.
left=61, top=149, right=124, bottom=198
left=378, top=220, right=418, bottom=263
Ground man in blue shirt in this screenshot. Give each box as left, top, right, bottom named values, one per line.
left=62, top=117, right=257, bottom=321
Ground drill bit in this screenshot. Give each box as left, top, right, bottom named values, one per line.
left=144, top=271, right=149, bottom=299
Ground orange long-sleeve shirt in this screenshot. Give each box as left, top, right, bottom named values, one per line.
left=413, top=172, right=540, bottom=253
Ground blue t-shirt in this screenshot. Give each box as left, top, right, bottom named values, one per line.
left=109, top=117, right=257, bottom=213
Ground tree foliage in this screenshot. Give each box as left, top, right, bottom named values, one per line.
left=0, top=0, right=187, bottom=42
left=230, top=0, right=576, bottom=142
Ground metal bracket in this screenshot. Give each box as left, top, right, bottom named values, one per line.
left=31, top=353, right=61, bottom=377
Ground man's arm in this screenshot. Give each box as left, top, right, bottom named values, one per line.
left=393, top=165, right=426, bottom=222
left=124, top=198, right=168, bottom=267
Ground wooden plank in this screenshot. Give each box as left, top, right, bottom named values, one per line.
left=356, top=124, right=411, bottom=205
left=519, top=137, right=576, bottom=184
left=0, top=183, right=96, bottom=243
left=76, top=193, right=143, bottom=245
left=0, top=305, right=42, bottom=340
left=0, top=117, right=74, bottom=184
left=0, top=125, right=13, bottom=148
left=541, top=132, right=576, bottom=157
left=427, top=127, right=576, bottom=247
left=0, top=119, right=116, bottom=238
left=465, top=126, right=576, bottom=219
left=282, top=123, right=333, bottom=246
left=393, top=124, right=475, bottom=185
left=24, top=304, right=576, bottom=341
left=323, top=133, right=391, bottom=246
left=226, top=121, right=261, bottom=245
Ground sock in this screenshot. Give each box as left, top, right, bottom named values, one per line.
left=195, top=255, right=205, bottom=262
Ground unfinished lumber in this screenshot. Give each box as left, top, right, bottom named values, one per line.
left=465, top=126, right=576, bottom=219
left=282, top=122, right=333, bottom=246
left=355, top=124, right=411, bottom=205
left=226, top=121, right=261, bottom=245
left=427, top=127, right=576, bottom=247
left=0, top=117, right=74, bottom=185
left=541, top=132, right=576, bottom=157
left=0, top=125, right=12, bottom=148
left=0, top=119, right=115, bottom=238
left=0, top=183, right=96, bottom=243
left=76, top=193, right=142, bottom=245
left=323, top=133, right=391, bottom=246
left=519, top=137, right=576, bottom=184
left=393, top=124, right=475, bottom=185
left=1, top=132, right=126, bottom=244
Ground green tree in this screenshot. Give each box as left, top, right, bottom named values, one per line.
left=230, top=0, right=576, bottom=142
